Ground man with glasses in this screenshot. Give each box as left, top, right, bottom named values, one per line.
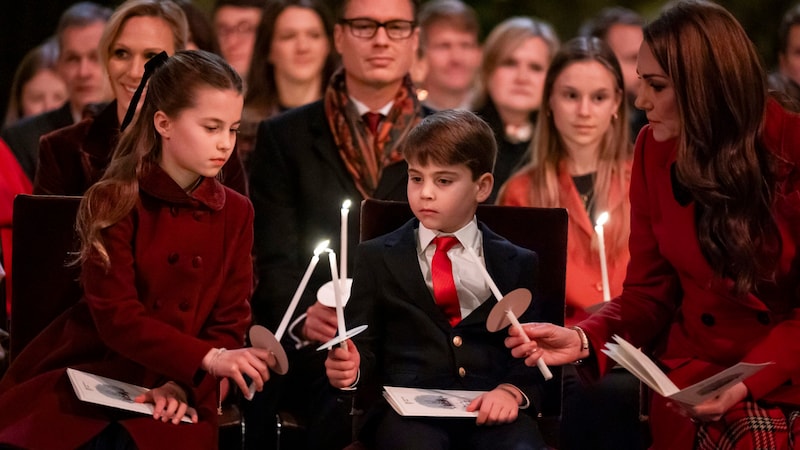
left=247, top=0, right=424, bottom=448
left=213, top=0, right=262, bottom=80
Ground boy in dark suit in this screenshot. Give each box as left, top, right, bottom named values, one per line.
left=326, top=109, right=547, bottom=449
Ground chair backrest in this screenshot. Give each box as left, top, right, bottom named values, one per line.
left=10, top=194, right=82, bottom=361
left=359, top=199, right=567, bottom=421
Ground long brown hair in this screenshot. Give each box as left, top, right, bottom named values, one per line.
left=646, top=0, right=780, bottom=295
left=76, top=51, right=243, bottom=268
left=5, top=38, right=61, bottom=126
left=512, top=36, right=631, bottom=254
left=244, top=0, right=336, bottom=119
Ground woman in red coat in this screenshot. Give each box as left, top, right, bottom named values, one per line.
left=507, top=2, right=800, bottom=449
left=0, top=137, right=32, bottom=318
left=0, top=51, right=274, bottom=450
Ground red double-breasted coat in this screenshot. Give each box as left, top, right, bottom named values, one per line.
left=0, top=166, right=254, bottom=449
left=580, top=99, right=800, bottom=449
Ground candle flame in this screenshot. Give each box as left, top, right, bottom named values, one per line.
left=341, top=199, right=352, bottom=210
left=595, top=211, right=609, bottom=227
left=314, top=240, right=330, bottom=255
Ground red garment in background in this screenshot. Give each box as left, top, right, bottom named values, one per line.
left=0, top=138, right=33, bottom=318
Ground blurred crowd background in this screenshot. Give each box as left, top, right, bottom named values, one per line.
left=1, top=0, right=795, bottom=130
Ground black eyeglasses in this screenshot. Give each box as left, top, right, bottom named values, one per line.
left=339, top=18, right=416, bottom=40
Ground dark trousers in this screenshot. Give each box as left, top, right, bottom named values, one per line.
left=243, top=347, right=353, bottom=450
left=561, top=365, right=651, bottom=450
left=81, top=423, right=137, bottom=450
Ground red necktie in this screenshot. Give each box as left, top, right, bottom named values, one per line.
left=363, top=112, right=382, bottom=135
left=431, top=236, right=462, bottom=327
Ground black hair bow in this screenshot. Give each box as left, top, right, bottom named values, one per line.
left=119, top=51, right=169, bottom=132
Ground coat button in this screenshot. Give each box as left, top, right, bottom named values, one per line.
left=179, top=301, right=191, bottom=312
left=167, top=253, right=179, bottom=264
left=192, top=256, right=203, bottom=268
left=170, top=206, right=179, bottom=217
left=756, top=311, right=771, bottom=325
left=193, top=211, right=204, bottom=221
left=458, top=367, right=466, bottom=378
left=153, top=300, right=162, bottom=310
left=700, top=313, right=715, bottom=326
left=595, top=282, right=603, bottom=292
left=452, top=336, right=462, bottom=347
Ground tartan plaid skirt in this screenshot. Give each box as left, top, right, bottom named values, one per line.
left=695, top=401, right=800, bottom=449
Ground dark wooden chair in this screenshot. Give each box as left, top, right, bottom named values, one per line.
left=10, top=194, right=82, bottom=361
left=358, top=199, right=567, bottom=448
left=9, top=194, right=244, bottom=449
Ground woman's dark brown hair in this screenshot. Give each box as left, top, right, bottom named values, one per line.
left=244, top=0, right=337, bottom=119
left=646, top=0, right=780, bottom=295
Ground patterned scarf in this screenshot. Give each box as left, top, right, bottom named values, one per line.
left=324, top=68, right=421, bottom=198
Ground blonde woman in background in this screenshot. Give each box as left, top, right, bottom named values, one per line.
left=473, top=16, right=559, bottom=203
left=34, top=0, right=247, bottom=197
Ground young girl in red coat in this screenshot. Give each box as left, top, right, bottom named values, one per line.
left=0, top=50, right=275, bottom=450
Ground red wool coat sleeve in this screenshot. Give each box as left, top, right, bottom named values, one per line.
left=81, top=190, right=253, bottom=386
left=581, top=102, right=800, bottom=403
left=0, top=168, right=254, bottom=450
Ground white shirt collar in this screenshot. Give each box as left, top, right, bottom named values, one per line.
left=418, top=217, right=481, bottom=254
left=350, top=96, right=394, bottom=117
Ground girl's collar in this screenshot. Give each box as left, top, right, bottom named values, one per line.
left=139, top=165, right=226, bottom=211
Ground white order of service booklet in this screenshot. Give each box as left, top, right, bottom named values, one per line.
left=602, top=335, right=771, bottom=406
left=383, top=386, right=487, bottom=417
left=66, top=368, right=193, bottom=423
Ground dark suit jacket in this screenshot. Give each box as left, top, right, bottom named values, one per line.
left=1, top=102, right=73, bottom=179
left=34, top=101, right=248, bottom=197
left=350, top=219, right=545, bottom=415
left=249, top=100, right=410, bottom=330
left=475, top=99, right=537, bottom=203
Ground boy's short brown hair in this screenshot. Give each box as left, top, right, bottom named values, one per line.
left=403, top=109, right=496, bottom=180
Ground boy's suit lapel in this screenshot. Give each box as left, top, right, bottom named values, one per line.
left=383, top=220, right=456, bottom=333
left=461, top=224, right=524, bottom=328
left=480, top=223, right=522, bottom=297
left=380, top=220, right=524, bottom=333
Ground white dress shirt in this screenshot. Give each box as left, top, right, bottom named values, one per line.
left=417, top=217, right=492, bottom=319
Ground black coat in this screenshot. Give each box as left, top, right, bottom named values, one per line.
left=1, top=102, right=74, bottom=179
left=248, top=100, right=410, bottom=330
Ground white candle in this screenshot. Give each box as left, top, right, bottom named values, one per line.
left=506, top=309, right=553, bottom=380
left=274, top=240, right=329, bottom=341
left=594, top=212, right=611, bottom=302
left=340, top=199, right=351, bottom=284
left=464, top=246, right=504, bottom=301
left=465, top=243, right=554, bottom=380
left=327, top=249, right=348, bottom=349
